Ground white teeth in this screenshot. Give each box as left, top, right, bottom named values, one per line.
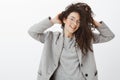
left=70, top=25, right=75, bottom=30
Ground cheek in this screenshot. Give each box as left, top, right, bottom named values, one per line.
left=64, top=22, right=70, bottom=28
left=65, top=20, right=71, bottom=25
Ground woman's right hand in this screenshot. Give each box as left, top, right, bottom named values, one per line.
left=51, top=13, right=62, bottom=24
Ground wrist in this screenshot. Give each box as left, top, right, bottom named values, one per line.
left=94, top=20, right=102, bottom=28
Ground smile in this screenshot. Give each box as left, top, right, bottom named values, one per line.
left=70, top=25, right=76, bottom=30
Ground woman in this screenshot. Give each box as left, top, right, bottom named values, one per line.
left=28, top=2, right=115, bottom=80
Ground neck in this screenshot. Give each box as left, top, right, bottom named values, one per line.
left=64, top=30, right=74, bottom=38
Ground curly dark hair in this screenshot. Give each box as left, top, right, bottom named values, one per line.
left=58, top=2, right=96, bottom=55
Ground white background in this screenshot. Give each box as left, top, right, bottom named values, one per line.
left=0, top=0, right=119, bottom=80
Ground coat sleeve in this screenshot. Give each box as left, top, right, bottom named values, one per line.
left=28, top=17, right=53, bottom=43
left=93, top=21, right=115, bottom=44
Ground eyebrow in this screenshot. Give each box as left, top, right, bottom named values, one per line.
left=70, top=16, right=75, bottom=19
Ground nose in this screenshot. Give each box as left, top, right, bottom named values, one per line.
left=72, top=21, right=77, bottom=25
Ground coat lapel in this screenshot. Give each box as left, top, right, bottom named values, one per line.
left=54, top=32, right=64, bottom=65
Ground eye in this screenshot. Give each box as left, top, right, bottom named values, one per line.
left=70, top=18, right=74, bottom=21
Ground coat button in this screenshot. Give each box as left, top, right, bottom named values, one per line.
left=85, top=73, right=88, bottom=77
left=95, top=71, right=97, bottom=76
left=81, top=64, right=83, bottom=67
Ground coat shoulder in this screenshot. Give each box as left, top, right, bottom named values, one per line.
left=45, top=31, right=61, bottom=42
left=46, top=31, right=61, bottom=37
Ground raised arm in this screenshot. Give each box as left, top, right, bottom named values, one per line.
left=28, top=17, right=53, bottom=43
left=28, top=13, right=62, bottom=43
left=92, top=20, right=115, bottom=44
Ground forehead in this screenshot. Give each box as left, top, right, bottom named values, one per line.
left=68, top=12, right=80, bottom=20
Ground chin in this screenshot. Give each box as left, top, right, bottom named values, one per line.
left=71, top=29, right=77, bottom=33
left=69, top=30, right=75, bottom=34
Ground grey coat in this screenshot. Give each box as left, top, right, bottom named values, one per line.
left=28, top=17, right=115, bottom=80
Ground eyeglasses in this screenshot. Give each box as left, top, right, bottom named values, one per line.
left=67, top=17, right=80, bottom=25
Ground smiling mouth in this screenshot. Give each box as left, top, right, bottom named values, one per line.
left=70, top=25, right=76, bottom=30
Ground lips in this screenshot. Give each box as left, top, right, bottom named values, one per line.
left=69, top=25, right=76, bottom=30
